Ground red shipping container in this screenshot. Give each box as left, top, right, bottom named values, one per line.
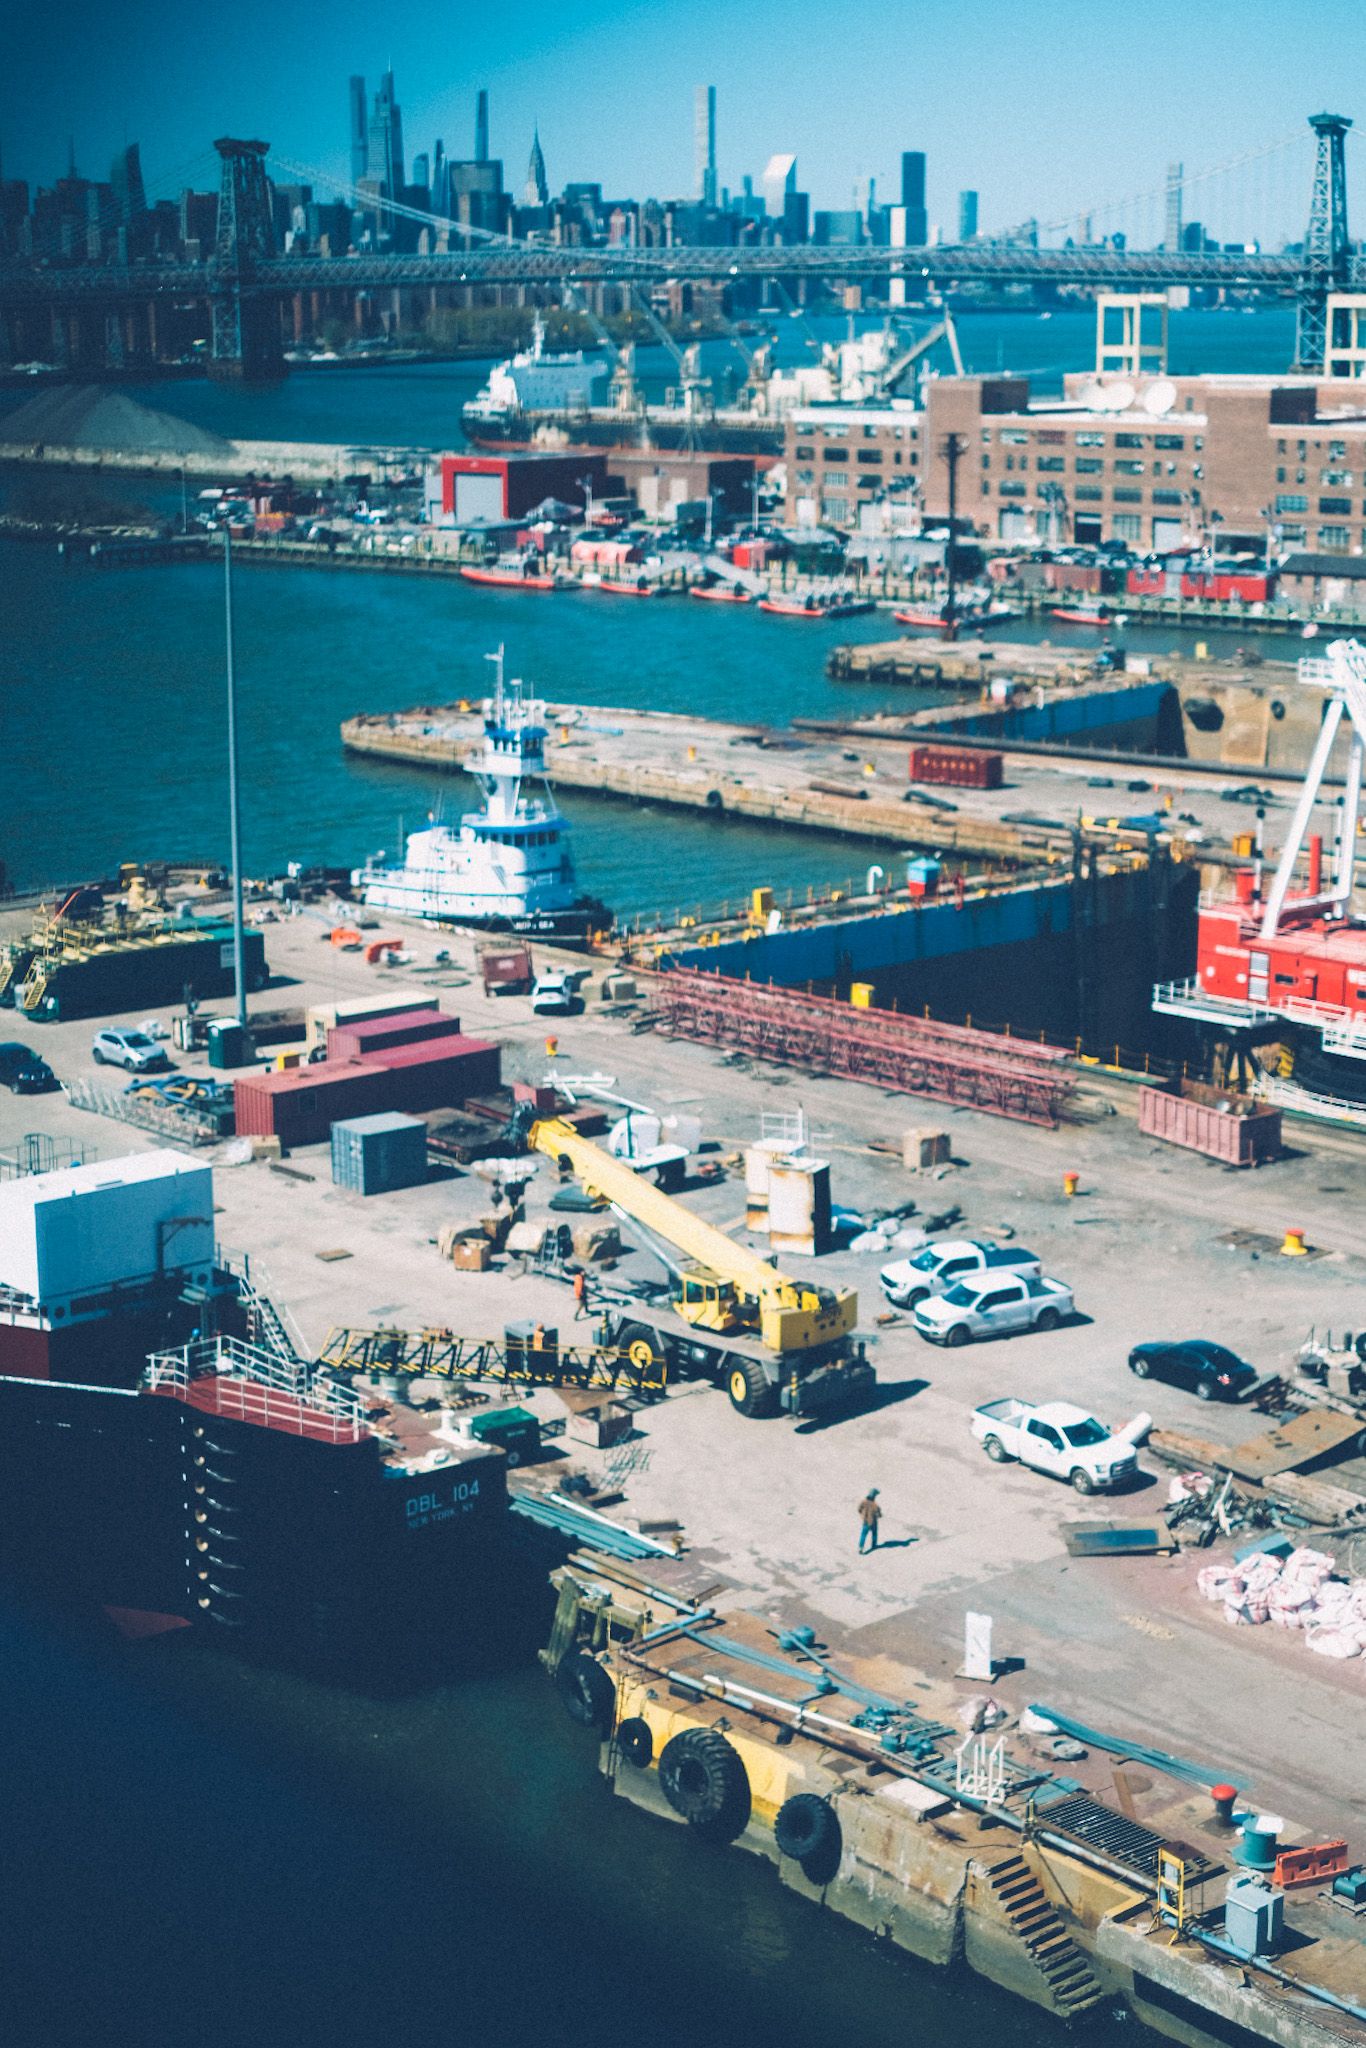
left=1137, top=1080, right=1281, bottom=1166
left=1044, top=561, right=1102, bottom=594
left=327, top=1008, right=462, bottom=1059
left=368, top=1034, right=501, bottom=1111
left=908, top=744, right=1003, bottom=790
left=232, top=1059, right=396, bottom=1144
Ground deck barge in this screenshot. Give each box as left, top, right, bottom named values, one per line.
left=547, top=1557, right=1366, bottom=2048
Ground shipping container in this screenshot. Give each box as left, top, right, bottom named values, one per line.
left=368, top=1033, right=501, bottom=1111
left=478, top=945, right=533, bottom=994
left=766, top=1157, right=832, bottom=1258
left=0, top=1151, right=215, bottom=1307
left=1043, top=561, right=1104, bottom=595
left=908, top=744, right=1004, bottom=790
left=326, top=1007, right=461, bottom=1061
left=232, top=1059, right=395, bottom=1144
left=331, top=1112, right=428, bottom=1195
left=1137, top=1080, right=1282, bottom=1166
left=304, top=996, right=433, bottom=1054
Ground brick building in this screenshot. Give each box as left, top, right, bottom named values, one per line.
left=784, top=373, right=1366, bottom=559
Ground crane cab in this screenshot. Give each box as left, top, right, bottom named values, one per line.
left=674, top=1267, right=744, bottom=1334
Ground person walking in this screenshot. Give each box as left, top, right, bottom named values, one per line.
left=858, top=1488, right=882, bottom=1553
left=573, top=1268, right=589, bottom=1319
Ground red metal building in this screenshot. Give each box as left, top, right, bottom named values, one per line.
left=437, top=452, right=609, bottom=524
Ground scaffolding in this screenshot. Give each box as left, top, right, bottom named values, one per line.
left=651, top=971, right=1074, bottom=1128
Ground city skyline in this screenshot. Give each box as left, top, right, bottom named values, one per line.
left=5, top=0, right=1364, bottom=247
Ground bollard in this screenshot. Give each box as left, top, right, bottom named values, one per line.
left=1211, top=1784, right=1239, bottom=1830
left=1280, top=1226, right=1308, bottom=1257
left=1063, top=1171, right=1080, bottom=1198
left=544, top=1036, right=559, bottom=1058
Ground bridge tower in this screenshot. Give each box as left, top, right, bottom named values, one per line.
left=1293, top=112, right=1352, bottom=373
left=210, top=137, right=284, bottom=383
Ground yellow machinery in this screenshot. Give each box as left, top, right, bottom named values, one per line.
left=527, top=1117, right=869, bottom=1417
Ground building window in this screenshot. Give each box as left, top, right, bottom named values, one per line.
left=1321, top=470, right=1354, bottom=487
left=863, top=424, right=879, bottom=439
left=893, top=453, right=902, bottom=466
left=1036, top=456, right=1065, bottom=472
left=823, top=497, right=848, bottom=524
left=857, top=450, right=883, bottom=465
left=1112, top=513, right=1143, bottom=542
left=1113, top=488, right=1143, bottom=503
left=1075, top=458, right=1103, bottom=474
left=1074, top=486, right=1103, bottom=501
left=981, top=480, right=991, bottom=495
left=1276, top=467, right=1286, bottom=483
left=981, top=428, right=993, bottom=442
left=1296, top=468, right=1306, bottom=484
left=1275, top=493, right=1308, bottom=513
left=1330, top=440, right=1346, bottom=459
left=823, top=448, right=847, bottom=463
left=1115, top=460, right=1145, bottom=475
left=1318, top=525, right=1352, bottom=551
left=1279, top=524, right=1306, bottom=543
left=795, top=468, right=814, bottom=485
left=1154, top=434, right=1185, bottom=450
left=1319, top=496, right=1352, bottom=515
left=1075, top=431, right=1105, bottom=448
left=981, top=455, right=991, bottom=470
left=824, top=470, right=848, bottom=487
left=1152, top=490, right=1183, bottom=506
left=795, top=445, right=814, bottom=459
left=999, top=428, right=1028, bottom=445
left=1277, top=438, right=1286, bottom=454
left=998, top=481, right=1027, bottom=497
left=1037, top=429, right=1066, bottom=445
left=1115, top=432, right=1145, bottom=449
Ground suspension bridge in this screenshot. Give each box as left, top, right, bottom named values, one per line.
left=0, top=114, right=1356, bottom=383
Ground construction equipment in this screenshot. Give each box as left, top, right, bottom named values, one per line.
left=526, top=1116, right=871, bottom=1417
left=318, top=1324, right=667, bottom=1396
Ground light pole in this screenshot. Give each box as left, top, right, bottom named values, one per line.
left=223, top=528, right=248, bottom=1030
left=578, top=472, right=595, bottom=528
left=177, top=459, right=188, bottom=535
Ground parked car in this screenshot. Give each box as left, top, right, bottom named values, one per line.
left=914, top=1273, right=1073, bottom=1347
left=1128, top=1339, right=1258, bottom=1402
left=0, top=1041, right=59, bottom=1094
left=971, top=1399, right=1141, bottom=1494
left=881, top=1239, right=1042, bottom=1309
left=530, top=971, right=583, bottom=1017
left=91, top=1027, right=171, bottom=1073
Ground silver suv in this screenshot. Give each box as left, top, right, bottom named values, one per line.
left=91, top=1028, right=171, bottom=1073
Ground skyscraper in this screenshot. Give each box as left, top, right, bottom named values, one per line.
left=958, top=189, right=978, bottom=242
left=1164, top=162, right=1183, bottom=252
left=694, top=86, right=717, bottom=208
left=431, top=140, right=448, bottom=217
left=900, top=151, right=927, bottom=244
left=367, top=70, right=404, bottom=199
left=475, top=90, right=490, bottom=164
left=349, top=76, right=368, bottom=186
left=524, top=129, right=549, bottom=207
left=109, top=143, right=146, bottom=223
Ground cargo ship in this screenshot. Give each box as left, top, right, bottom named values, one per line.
left=352, top=651, right=611, bottom=941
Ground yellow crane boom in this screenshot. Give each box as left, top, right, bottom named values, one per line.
left=528, top=1117, right=857, bottom=1355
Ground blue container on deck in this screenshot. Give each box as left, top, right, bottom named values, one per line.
left=330, top=1111, right=428, bottom=1195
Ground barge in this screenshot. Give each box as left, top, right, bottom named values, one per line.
left=545, top=1556, right=1366, bottom=2048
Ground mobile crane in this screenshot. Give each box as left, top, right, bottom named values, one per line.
left=525, top=1117, right=873, bottom=1417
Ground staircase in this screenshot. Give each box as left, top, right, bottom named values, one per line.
left=230, top=1257, right=307, bottom=1371
left=984, top=1852, right=1109, bottom=2018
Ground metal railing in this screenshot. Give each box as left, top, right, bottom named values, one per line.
left=144, top=1334, right=365, bottom=1442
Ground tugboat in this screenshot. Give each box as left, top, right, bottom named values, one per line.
left=351, top=651, right=611, bottom=942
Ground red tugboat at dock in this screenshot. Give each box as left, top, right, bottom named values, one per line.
left=1153, top=638, right=1366, bottom=1114
left=460, top=562, right=564, bottom=592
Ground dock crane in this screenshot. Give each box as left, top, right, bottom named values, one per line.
left=525, top=1117, right=872, bottom=1417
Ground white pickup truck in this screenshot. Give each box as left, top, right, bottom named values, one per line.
left=880, top=1239, right=1042, bottom=1310
left=912, top=1272, right=1073, bottom=1346
left=971, top=1399, right=1142, bottom=1494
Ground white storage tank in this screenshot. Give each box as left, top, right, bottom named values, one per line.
left=767, top=1157, right=833, bottom=1259
left=0, top=1150, right=216, bottom=1309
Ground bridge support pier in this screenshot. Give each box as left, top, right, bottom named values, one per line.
left=208, top=137, right=285, bottom=385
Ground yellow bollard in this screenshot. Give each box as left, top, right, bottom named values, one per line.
left=1063, top=1171, right=1080, bottom=1198
left=544, top=1036, right=559, bottom=1058
left=1280, top=1227, right=1308, bottom=1257
left=850, top=982, right=874, bottom=1008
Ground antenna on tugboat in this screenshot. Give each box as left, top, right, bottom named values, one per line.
left=484, top=643, right=505, bottom=706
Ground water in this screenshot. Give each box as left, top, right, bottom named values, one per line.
left=0, top=1596, right=1157, bottom=2048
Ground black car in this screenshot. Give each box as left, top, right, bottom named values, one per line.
left=1128, top=1339, right=1258, bottom=1402
left=0, top=1041, right=59, bottom=1094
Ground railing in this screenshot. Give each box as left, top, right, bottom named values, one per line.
left=144, top=1334, right=366, bottom=1442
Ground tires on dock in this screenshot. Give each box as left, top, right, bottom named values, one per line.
left=658, top=1727, right=750, bottom=1840
left=774, top=1792, right=842, bottom=1883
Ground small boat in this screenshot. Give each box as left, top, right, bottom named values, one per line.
left=759, top=595, right=830, bottom=617
left=1050, top=603, right=1113, bottom=626
left=690, top=583, right=753, bottom=605
left=596, top=577, right=663, bottom=597
left=893, top=605, right=978, bottom=631
left=460, top=562, right=561, bottom=591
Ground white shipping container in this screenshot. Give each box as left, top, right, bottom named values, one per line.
left=767, top=1158, right=832, bottom=1259
left=0, top=1150, right=216, bottom=1305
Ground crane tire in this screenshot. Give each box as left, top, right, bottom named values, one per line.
left=556, top=1650, right=615, bottom=1732
left=615, top=1717, right=654, bottom=1768
left=658, top=1728, right=750, bottom=1837
left=726, top=1355, right=779, bottom=1417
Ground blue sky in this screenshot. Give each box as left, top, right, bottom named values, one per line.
left=4, top=0, right=1362, bottom=245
